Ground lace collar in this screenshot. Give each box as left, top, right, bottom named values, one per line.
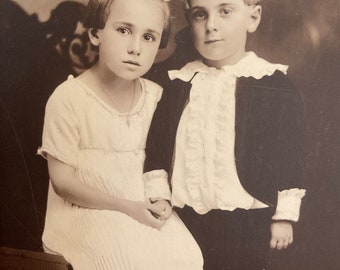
left=168, top=51, right=288, bottom=82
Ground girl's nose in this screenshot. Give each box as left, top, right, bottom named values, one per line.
left=127, top=37, right=141, bottom=56
left=206, top=15, right=218, bottom=33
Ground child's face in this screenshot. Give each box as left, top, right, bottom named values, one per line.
left=187, top=0, right=261, bottom=67
left=96, top=0, right=165, bottom=80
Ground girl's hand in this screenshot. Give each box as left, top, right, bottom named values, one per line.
left=270, top=221, right=294, bottom=250
left=124, top=200, right=165, bottom=230
left=149, top=199, right=172, bottom=221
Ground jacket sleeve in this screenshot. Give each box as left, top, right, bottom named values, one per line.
left=276, top=75, right=306, bottom=190
left=238, top=72, right=306, bottom=221
left=143, top=86, right=173, bottom=201
left=273, top=74, right=306, bottom=221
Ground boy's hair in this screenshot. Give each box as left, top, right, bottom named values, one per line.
left=83, top=0, right=171, bottom=48
left=181, top=0, right=261, bottom=10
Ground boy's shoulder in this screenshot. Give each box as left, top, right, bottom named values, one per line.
left=239, top=70, right=297, bottom=94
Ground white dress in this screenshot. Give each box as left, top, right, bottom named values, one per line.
left=38, top=76, right=203, bottom=270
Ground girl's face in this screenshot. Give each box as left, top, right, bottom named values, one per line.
left=187, top=0, right=261, bottom=68
left=95, top=0, right=165, bottom=80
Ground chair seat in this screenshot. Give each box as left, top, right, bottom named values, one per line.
left=0, top=246, right=72, bottom=270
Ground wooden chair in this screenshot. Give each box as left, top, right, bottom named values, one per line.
left=0, top=247, right=72, bottom=270
left=1, top=3, right=94, bottom=269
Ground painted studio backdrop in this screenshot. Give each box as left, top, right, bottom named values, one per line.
left=0, top=0, right=339, bottom=269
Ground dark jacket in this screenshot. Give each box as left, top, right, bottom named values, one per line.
left=144, top=70, right=305, bottom=210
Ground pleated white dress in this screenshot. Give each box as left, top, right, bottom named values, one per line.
left=38, top=76, right=203, bottom=270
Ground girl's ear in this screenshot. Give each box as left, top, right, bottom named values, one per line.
left=247, top=5, right=262, bottom=33
left=88, top=28, right=100, bottom=46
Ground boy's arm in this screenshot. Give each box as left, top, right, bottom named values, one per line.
left=270, top=221, right=293, bottom=250
left=270, top=189, right=305, bottom=249
left=273, top=74, right=306, bottom=221
left=271, top=188, right=306, bottom=222
left=144, top=86, right=173, bottom=202
left=270, top=75, right=306, bottom=249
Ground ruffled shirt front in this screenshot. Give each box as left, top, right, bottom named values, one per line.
left=168, top=52, right=305, bottom=219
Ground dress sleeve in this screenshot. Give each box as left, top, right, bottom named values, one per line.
left=37, top=84, right=79, bottom=167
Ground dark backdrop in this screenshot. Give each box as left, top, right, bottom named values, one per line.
left=0, top=1, right=339, bottom=269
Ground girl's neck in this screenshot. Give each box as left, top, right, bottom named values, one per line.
left=89, top=65, right=140, bottom=113
left=91, top=64, right=134, bottom=94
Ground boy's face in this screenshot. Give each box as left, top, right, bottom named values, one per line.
left=187, top=0, right=261, bottom=68
left=95, top=0, right=164, bottom=80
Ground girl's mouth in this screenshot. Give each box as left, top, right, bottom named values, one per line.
left=123, top=60, right=140, bottom=66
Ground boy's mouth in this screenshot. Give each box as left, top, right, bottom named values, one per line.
left=205, top=39, right=223, bottom=44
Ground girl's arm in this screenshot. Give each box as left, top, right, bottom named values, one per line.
left=47, top=155, right=165, bottom=230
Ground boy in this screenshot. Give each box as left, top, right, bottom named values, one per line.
left=144, top=1, right=306, bottom=269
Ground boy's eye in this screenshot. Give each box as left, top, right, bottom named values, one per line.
left=144, top=33, right=156, bottom=42
left=191, top=9, right=207, bottom=21
left=117, top=27, right=131, bottom=35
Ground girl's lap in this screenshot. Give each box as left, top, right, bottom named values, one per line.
left=61, top=210, right=203, bottom=269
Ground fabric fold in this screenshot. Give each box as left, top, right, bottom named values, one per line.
left=272, top=188, right=306, bottom=222
left=143, top=170, right=172, bottom=201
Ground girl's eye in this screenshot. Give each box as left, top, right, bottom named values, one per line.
left=144, top=34, right=156, bottom=42
left=220, top=8, right=232, bottom=16
left=117, top=27, right=131, bottom=35
left=191, top=9, right=207, bottom=21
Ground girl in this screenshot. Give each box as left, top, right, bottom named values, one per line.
left=38, top=0, right=203, bottom=269
left=144, top=0, right=306, bottom=269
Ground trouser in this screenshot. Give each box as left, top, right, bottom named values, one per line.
left=176, top=206, right=272, bottom=270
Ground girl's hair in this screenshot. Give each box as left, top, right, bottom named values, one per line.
left=83, top=0, right=171, bottom=48
left=181, top=0, right=262, bottom=10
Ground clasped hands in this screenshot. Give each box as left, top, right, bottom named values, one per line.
left=126, top=198, right=172, bottom=230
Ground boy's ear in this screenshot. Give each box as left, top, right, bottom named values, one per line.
left=247, top=5, right=262, bottom=33
left=88, top=28, right=100, bottom=46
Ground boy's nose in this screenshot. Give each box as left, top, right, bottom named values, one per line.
left=127, top=37, right=141, bottom=56
left=206, top=15, right=218, bottom=33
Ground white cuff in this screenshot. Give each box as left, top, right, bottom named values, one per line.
left=272, top=188, right=306, bottom=222
left=143, top=170, right=171, bottom=201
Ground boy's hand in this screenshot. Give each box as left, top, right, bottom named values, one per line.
left=270, top=221, right=293, bottom=250
left=149, top=199, right=172, bottom=221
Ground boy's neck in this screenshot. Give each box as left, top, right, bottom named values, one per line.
left=203, top=50, right=247, bottom=68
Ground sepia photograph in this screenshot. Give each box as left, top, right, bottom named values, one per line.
left=1, top=0, right=339, bottom=269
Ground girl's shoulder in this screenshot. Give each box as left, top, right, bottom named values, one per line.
left=47, top=75, right=87, bottom=106
left=55, top=74, right=84, bottom=92
left=140, top=77, right=163, bottom=102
